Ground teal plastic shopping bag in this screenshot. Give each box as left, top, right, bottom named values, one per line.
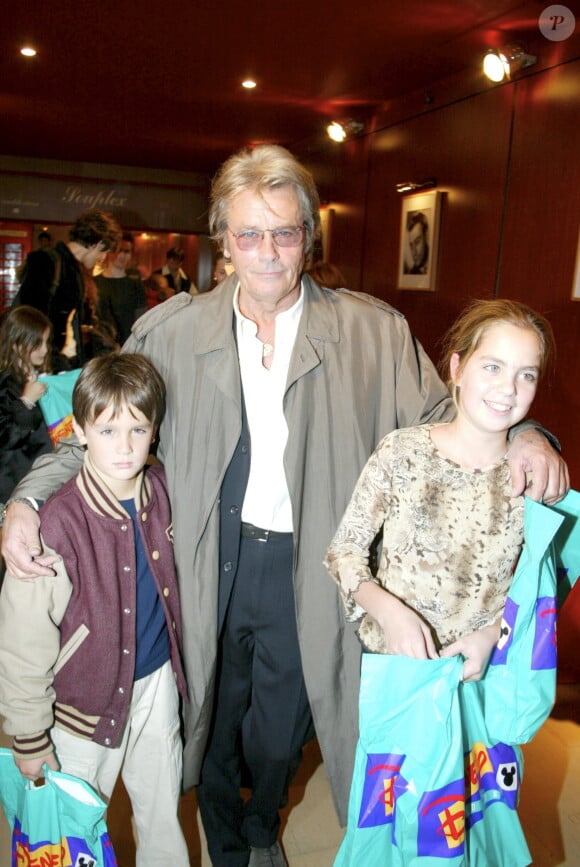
left=485, top=491, right=580, bottom=744
left=335, top=656, right=531, bottom=867
left=0, top=748, right=118, bottom=866
left=38, top=368, right=82, bottom=445
left=335, top=492, right=580, bottom=865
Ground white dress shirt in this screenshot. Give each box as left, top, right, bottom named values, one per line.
left=234, top=285, right=304, bottom=532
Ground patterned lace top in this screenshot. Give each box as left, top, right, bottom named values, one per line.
left=324, top=424, right=524, bottom=651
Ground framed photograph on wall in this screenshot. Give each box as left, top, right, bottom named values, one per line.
left=571, top=227, right=580, bottom=300
left=397, top=190, right=441, bottom=291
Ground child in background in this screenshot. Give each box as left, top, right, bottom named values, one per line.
left=325, top=299, right=555, bottom=862
left=0, top=352, right=190, bottom=867
left=0, top=306, right=53, bottom=510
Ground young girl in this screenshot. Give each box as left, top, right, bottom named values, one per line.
left=0, top=306, right=54, bottom=509
left=325, top=299, right=555, bottom=863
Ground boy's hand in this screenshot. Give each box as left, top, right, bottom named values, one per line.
left=1, top=501, right=58, bottom=578
left=15, top=751, right=58, bottom=782
left=441, top=621, right=501, bottom=682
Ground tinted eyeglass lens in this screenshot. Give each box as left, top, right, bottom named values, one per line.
left=232, top=227, right=304, bottom=250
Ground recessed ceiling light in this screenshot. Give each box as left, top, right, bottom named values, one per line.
left=20, top=46, right=37, bottom=57
left=242, top=79, right=257, bottom=89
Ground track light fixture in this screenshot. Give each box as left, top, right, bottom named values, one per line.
left=326, top=119, right=365, bottom=142
left=483, top=45, right=537, bottom=83
left=395, top=178, right=437, bottom=194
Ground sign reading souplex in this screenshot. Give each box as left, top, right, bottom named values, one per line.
left=0, top=169, right=209, bottom=231
left=61, top=186, right=128, bottom=208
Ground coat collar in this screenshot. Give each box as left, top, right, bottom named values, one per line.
left=75, top=452, right=151, bottom=519
left=131, top=273, right=340, bottom=354
left=190, top=272, right=340, bottom=355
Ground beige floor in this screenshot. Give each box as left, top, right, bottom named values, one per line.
left=2, top=684, right=580, bottom=866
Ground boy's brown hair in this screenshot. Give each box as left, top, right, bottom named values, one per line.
left=73, top=353, right=166, bottom=428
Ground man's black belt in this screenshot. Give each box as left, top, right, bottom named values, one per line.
left=240, top=522, right=293, bottom=542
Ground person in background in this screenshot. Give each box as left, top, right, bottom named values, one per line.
left=0, top=305, right=77, bottom=587
left=95, top=232, right=146, bottom=345
left=0, top=307, right=53, bottom=514
left=213, top=252, right=228, bottom=286
left=15, top=231, right=56, bottom=284
left=0, top=145, right=568, bottom=867
left=154, top=247, right=197, bottom=295
left=37, top=230, right=53, bottom=251
left=325, top=299, right=555, bottom=864
left=0, top=353, right=190, bottom=866
left=306, top=260, right=347, bottom=289
left=16, top=209, right=120, bottom=364
left=143, top=273, right=175, bottom=310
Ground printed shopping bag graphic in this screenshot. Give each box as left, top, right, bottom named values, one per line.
left=357, top=752, right=406, bottom=828
left=416, top=777, right=466, bottom=858
left=0, top=749, right=118, bottom=866
left=38, top=368, right=82, bottom=444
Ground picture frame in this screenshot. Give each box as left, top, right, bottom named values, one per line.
left=397, top=190, right=442, bottom=291
left=571, top=227, right=580, bottom=300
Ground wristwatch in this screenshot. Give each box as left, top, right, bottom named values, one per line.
left=0, top=497, right=38, bottom=527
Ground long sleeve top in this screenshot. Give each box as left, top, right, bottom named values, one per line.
left=325, top=424, right=525, bottom=651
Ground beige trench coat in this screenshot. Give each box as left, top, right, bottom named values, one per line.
left=15, top=275, right=452, bottom=823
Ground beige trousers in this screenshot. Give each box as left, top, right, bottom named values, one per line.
left=51, top=660, right=190, bottom=867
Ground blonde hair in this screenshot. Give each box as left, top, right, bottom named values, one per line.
left=439, top=299, right=555, bottom=398
left=209, top=144, right=321, bottom=255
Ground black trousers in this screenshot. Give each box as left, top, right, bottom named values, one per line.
left=197, top=531, right=313, bottom=867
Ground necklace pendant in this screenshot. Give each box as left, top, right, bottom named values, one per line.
left=262, top=342, right=273, bottom=358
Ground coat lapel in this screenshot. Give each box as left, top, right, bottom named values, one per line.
left=286, top=276, right=340, bottom=391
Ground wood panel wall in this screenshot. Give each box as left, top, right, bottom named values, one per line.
left=302, top=56, right=580, bottom=487
left=300, top=54, right=580, bottom=677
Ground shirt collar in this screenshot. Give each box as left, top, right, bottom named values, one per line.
left=233, top=281, right=305, bottom=337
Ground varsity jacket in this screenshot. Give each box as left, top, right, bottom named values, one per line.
left=0, top=454, right=188, bottom=761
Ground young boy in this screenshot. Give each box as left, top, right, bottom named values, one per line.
left=0, top=353, right=190, bottom=867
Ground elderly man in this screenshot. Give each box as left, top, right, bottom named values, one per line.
left=1, top=145, right=568, bottom=867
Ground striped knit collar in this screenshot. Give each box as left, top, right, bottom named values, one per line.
left=75, top=452, right=152, bottom=519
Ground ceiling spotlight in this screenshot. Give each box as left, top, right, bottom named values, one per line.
left=20, top=46, right=37, bottom=57
left=483, top=45, right=537, bottom=83
left=326, top=119, right=364, bottom=143
left=242, top=79, right=257, bottom=89
left=395, top=178, right=437, bottom=194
